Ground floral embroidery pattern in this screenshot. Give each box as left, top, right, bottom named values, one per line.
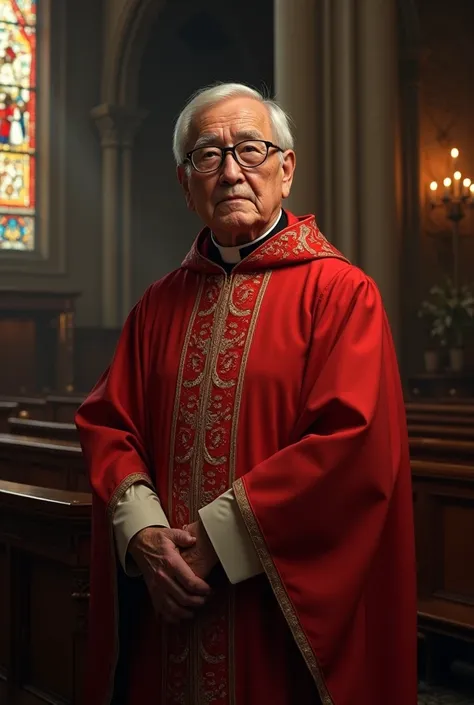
left=164, top=271, right=271, bottom=705
left=181, top=216, right=346, bottom=274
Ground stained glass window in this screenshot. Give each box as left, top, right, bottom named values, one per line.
left=0, top=0, right=36, bottom=251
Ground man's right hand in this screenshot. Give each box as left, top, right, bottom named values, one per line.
left=128, top=526, right=212, bottom=624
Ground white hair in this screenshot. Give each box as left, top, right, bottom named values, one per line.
left=172, top=82, right=294, bottom=166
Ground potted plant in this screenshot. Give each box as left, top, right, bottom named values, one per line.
left=418, top=279, right=474, bottom=373
left=417, top=295, right=446, bottom=372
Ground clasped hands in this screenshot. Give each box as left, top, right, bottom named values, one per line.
left=128, top=520, right=218, bottom=624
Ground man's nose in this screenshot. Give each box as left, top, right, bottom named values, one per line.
left=219, top=152, right=244, bottom=184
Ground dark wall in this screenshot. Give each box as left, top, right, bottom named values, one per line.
left=62, top=0, right=103, bottom=325
left=131, top=0, right=274, bottom=302
left=418, top=0, right=474, bottom=292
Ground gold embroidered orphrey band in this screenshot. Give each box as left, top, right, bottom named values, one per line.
left=163, top=271, right=271, bottom=705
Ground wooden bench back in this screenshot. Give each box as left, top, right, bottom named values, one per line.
left=8, top=417, right=78, bottom=444
left=0, top=434, right=88, bottom=492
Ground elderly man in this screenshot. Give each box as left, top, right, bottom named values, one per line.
left=76, top=82, right=417, bottom=705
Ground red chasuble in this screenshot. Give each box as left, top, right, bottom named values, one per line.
left=76, top=212, right=417, bottom=705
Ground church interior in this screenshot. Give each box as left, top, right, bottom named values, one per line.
left=0, top=0, right=474, bottom=703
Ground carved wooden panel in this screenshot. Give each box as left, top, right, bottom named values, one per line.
left=413, top=462, right=474, bottom=642
left=0, top=289, right=79, bottom=395
left=0, top=320, right=36, bottom=395
left=0, top=481, right=91, bottom=705
left=441, top=501, right=474, bottom=601
left=26, top=557, right=73, bottom=702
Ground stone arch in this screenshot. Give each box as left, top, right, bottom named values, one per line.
left=97, top=0, right=274, bottom=326
left=95, top=0, right=167, bottom=328
left=103, top=0, right=167, bottom=108
left=102, top=0, right=262, bottom=110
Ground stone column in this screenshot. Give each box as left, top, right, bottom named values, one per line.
left=357, top=0, right=399, bottom=340
left=121, top=109, right=147, bottom=321
left=331, top=0, right=358, bottom=262
left=92, top=104, right=146, bottom=327
left=273, top=0, right=357, bottom=246
left=399, top=44, right=422, bottom=376
left=92, top=104, right=121, bottom=328
left=274, top=0, right=401, bottom=348
left=274, top=0, right=321, bottom=219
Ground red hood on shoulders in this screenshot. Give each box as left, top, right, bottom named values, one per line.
left=181, top=211, right=348, bottom=274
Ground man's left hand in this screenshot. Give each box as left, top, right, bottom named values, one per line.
left=181, top=519, right=218, bottom=580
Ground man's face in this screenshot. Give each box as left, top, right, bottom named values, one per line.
left=178, top=97, right=295, bottom=246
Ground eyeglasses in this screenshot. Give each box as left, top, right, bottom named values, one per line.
left=185, top=139, right=283, bottom=173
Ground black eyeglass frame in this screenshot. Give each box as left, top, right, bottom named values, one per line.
left=184, top=139, right=284, bottom=173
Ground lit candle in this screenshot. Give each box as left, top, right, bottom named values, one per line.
left=444, top=177, right=452, bottom=199
left=454, top=170, right=462, bottom=198
left=470, top=184, right=474, bottom=202
left=429, top=181, right=438, bottom=205
left=451, top=147, right=460, bottom=159
left=463, top=177, right=471, bottom=198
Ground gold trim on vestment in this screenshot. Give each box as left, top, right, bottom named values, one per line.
left=228, top=271, right=271, bottom=478
left=233, top=478, right=335, bottom=705
left=107, top=471, right=155, bottom=520
left=192, top=277, right=232, bottom=520
left=191, top=276, right=232, bottom=704
left=168, top=276, right=207, bottom=518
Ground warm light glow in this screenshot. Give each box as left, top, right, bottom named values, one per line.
left=451, top=148, right=460, bottom=158
left=444, top=178, right=452, bottom=187
left=454, top=171, right=462, bottom=181
left=430, top=181, right=438, bottom=191
left=470, top=184, right=474, bottom=194
left=463, top=178, right=471, bottom=187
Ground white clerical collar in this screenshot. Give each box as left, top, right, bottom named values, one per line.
left=211, top=209, right=283, bottom=264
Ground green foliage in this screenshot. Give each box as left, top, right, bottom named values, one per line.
left=418, top=279, right=474, bottom=348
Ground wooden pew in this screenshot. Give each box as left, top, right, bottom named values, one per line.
left=0, top=394, right=84, bottom=424
left=0, top=434, right=88, bottom=492
left=409, top=436, right=474, bottom=463
left=45, top=394, right=85, bottom=424
left=0, top=480, right=91, bottom=705
left=0, top=395, right=48, bottom=420
left=409, top=424, right=474, bottom=442
left=413, top=458, right=474, bottom=680
left=406, top=401, right=474, bottom=427
left=0, top=401, right=17, bottom=432
left=8, top=417, right=79, bottom=444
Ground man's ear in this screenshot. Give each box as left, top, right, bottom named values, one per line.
left=177, top=165, right=195, bottom=211
left=281, top=150, right=296, bottom=200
